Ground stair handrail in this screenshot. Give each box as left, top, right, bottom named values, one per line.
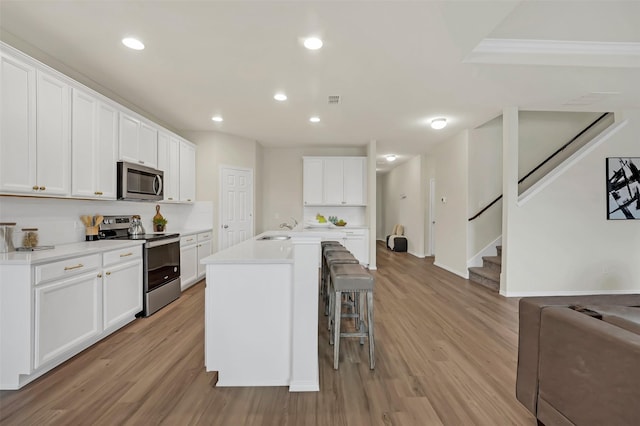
left=468, top=112, right=611, bottom=221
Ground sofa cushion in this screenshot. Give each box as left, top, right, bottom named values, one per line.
left=516, top=294, right=640, bottom=415
left=582, top=305, right=640, bottom=335
left=538, top=307, right=640, bottom=425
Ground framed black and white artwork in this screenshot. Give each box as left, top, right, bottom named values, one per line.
left=606, top=157, right=640, bottom=220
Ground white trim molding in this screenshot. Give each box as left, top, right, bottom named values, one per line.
left=465, top=39, right=640, bottom=68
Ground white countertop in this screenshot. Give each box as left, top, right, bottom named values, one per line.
left=0, top=240, right=145, bottom=265
left=201, top=231, right=293, bottom=265
left=170, top=228, right=213, bottom=236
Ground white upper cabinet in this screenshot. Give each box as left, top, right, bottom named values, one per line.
left=322, top=158, right=345, bottom=205
left=119, top=112, right=158, bottom=169
left=303, top=158, right=323, bottom=205
left=139, top=122, right=158, bottom=168
left=303, top=156, right=367, bottom=206
left=0, top=52, right=36, bottom=194
left=1, top=43, right=196, bottom=202
left=342, top=157, right=366, bottom=205
left=159, top=135, right=195, bottom=203
left=179, top=140, right=196, bottom=202
left=157, top=132, right=180, bottom=202
left=71, top=88, right=118, bottom=199
left=0, top=51, right=70, bottom=196
left=36, top=71, right=71, bottom=196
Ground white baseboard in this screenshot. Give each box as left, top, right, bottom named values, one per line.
left=289, top=381, right=320, bottom=392
left=434, top=261, right=469, bottom=279
left=408, top=250, right=426, bottom=258
left=501, top=288, right=640, bottom=298
left=467, top=236, right=502, bottom=268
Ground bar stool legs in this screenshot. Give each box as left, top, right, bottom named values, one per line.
left=329, top=263, right=375, bottom=370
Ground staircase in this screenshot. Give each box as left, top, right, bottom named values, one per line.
left=468, top=246, right=501, bottom=292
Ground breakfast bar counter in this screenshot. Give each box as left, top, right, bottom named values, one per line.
left=201, top=231, right=324, bottom=391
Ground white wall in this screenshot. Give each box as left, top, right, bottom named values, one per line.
left=468, top=116, right=503, bottom=261
left=433, top=131, right=469, bottom=277
left=503, top=109, right=640, bottom=296
left=376, top=177, right=384, bottom=240
left=380, top=156, right=425, bottom=257
left=518, top=111, right=603, bottom=180
left=183, top=130, right=259, bottom=252
left=0, top=197, right=212, bottom=247
left=260, top=146, right=366, bottom=232
left=421, top=155, right=436, bottom=256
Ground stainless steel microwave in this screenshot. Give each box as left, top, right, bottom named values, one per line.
left=117, top=161, right=164, bottom=201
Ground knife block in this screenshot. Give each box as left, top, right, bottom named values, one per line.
left=85, top=225, right=99, bottom=241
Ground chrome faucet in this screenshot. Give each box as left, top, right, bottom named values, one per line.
left=279, top=217, right=298, bottom=230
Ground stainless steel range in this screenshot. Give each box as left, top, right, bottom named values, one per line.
left=99, top=215, right=181, bottom=317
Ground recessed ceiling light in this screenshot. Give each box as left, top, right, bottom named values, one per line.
left=304, top=37, right=323, bottom=50
left=274, top=93, right=287, bottom=101
left=122, top=37, right=145, bottom=50
left=211, top=116, right=223, bottom=122
left=431, top=118, right=447, bottom=130
left=309, top=116, right=320, bottom=123
left=386, top=155, right=397, bottom=162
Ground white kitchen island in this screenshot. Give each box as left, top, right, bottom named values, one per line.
left=201, top=231, right=340, bottom=391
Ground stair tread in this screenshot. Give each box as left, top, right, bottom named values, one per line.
left=468, top=267, right=500, bottom=281
left=482, top=255, right=502, bottom=265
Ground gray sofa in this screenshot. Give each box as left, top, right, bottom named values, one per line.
left=516, top=294, right=640, bottom=425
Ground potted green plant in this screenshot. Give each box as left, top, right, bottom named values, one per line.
left=153, top=216, right=168, bottom=232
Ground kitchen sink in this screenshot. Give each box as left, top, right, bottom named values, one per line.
left=257, top=235, right=291, bottom=240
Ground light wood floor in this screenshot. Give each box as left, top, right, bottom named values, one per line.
left=0, top=242, right=535, bottom=425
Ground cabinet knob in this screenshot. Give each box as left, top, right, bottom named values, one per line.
left=97, top=273, right=102, bottom=278
left=106, top=271, right=111, bottom=276
left=168, top=197, right=173, bottom=200
left=32, top=185, right=39, bottom=190
left=138, top=160, right=145, bottom=164
left=341, top=201, right=346, bottom=204
left=94, top=191, right=103, bottom=195
left=39, top=186, right=46, bottom=191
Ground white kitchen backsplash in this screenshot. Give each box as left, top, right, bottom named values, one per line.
left=0, top=197, right=213, bottom=247
left=302, top=206, right=366, bottom=226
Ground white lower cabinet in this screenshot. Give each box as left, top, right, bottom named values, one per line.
left=34, top=270, right=101, bottom=369
left=197, top=232, right=212, bottom=278
left=180, top=230, right=212, bottom=290
left=0, top=243, right=142, bottom=390
left=343, top=229, right=369, bottom=266
left=102, top=257, right=143, bottom=332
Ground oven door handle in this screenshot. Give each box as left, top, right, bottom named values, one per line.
left=145, top=237, right=180, bottom=248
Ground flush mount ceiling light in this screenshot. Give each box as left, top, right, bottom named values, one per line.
left=304, top=37, right=323, bottom=50
left=211, top=116, right=223, bottom=122
left=274, top=93, right=287, bottom=101
left=122, top=37, right=145, bottom=50
left=430, top=118, right=447, bottom=130
left=386, top=155, right=397, bottom=162
left=309, top=116, right=320, bottom=123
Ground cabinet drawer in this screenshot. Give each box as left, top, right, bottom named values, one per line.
left=103, top=246, right=142, bottom=267
left=35, top=254, right=101, bottom=285
left=197, top=231, right=212, bottom=242
left=180, top=235, right=197, bottom=247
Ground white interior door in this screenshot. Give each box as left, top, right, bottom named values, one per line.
left=219, top=166, right=254, bottom=250
left=429, top=178, right=436, bottom=256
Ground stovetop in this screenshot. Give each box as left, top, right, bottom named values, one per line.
left=98, top=215, right=179, bottom=242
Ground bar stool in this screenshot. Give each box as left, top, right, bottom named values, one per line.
left=323, top=250, right=359, bottom=317
left=329, top=263, right=375, bottom=370
left=320, top=244, right=350, bottom=297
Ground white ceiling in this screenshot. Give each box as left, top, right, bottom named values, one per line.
left=1, top=1, right=639, bottom=173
